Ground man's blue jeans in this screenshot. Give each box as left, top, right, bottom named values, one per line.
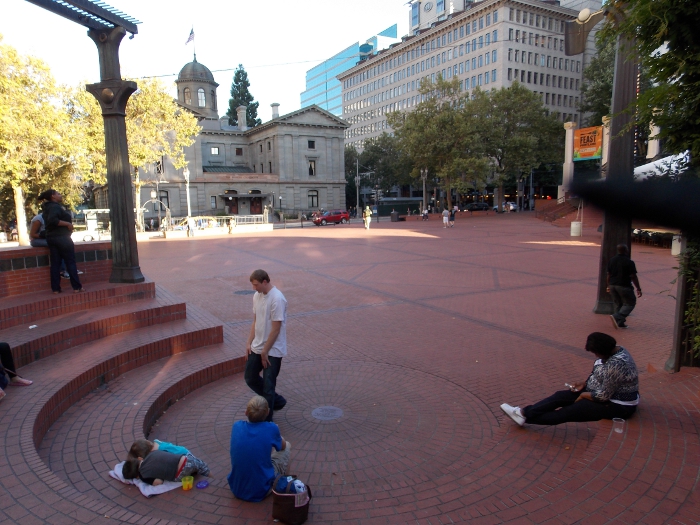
left=610, top=285, right=636, bottom=324
left=244, top=353, right=283, bottom=422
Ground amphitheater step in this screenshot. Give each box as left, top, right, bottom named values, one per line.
left=0, top=300, right=232, bottom=525
left=0, top=280, right=156, bottom=331
left=0, top=289, right=186, bottom=369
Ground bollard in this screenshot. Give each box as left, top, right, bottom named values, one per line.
left=301, top=216, right=303, bottom=229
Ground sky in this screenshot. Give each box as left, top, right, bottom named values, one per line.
left=1, top=0, right=409, bottom=121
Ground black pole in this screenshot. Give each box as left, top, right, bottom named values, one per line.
left=593, top=35, right=636, bottom=313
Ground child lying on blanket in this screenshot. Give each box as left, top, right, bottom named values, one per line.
left=122, top=450, right=209, bottom=486
left=128, top=438, right=189, bottom=459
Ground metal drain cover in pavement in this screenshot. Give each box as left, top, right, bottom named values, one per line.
left=311, top=406, right=344, bottom=420
left=234, top=290, right=255, bottom=295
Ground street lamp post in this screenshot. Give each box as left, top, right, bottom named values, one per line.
left=183, top=166, right=192, bottom=218
left=420, top=168, right=428, bottom=212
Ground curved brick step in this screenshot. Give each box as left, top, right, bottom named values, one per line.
left=0, top=280, right=156, bottom=331
left=35, top=363, right=700, bottom=525
left=1, top=291, right=186, bottom=369
left=0, top=315, right=224, bottom=525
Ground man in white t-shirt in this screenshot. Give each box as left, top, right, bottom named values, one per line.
left=245, top=269, right=288, bottom=422
left=442, top=208, right=449, bottom=228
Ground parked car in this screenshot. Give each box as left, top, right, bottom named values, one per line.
left=493, top=202, right=517, bottom=212
left=71, top=229, right=103, bottom=242
left=313, top=210, right=350, bottom=226
left=465, top=202, right=490, bottom=212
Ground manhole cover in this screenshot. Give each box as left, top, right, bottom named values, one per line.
left=311, top=406, right=344, bottom=421
left=234, top=290, right=255, bottom=295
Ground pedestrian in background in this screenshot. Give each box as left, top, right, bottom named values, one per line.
left=608, top=244, right=642, bottom=329
left=363, top=206, right=372, bottom=230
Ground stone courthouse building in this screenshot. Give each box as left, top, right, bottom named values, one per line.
left=97, top=56, right=349, bottom=220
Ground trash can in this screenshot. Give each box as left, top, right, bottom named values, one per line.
left=390, top=211, right=399, bottom=222
left=570, top=221, right=582, bottom=237
left=672, top=234, right=682, bottom=256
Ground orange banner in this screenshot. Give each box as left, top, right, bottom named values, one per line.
left=573, top=126, right=603, bottom=161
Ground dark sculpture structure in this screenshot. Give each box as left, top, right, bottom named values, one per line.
left=25, top=0, right=144, bottom=283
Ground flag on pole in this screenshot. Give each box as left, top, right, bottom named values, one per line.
left=186, top=29, right=194, bottom=45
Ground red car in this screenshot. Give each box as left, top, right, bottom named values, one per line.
left=313, top=210, right=350, bottom=226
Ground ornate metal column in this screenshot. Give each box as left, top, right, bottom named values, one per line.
left=25, top=0, right=144, bottom=283
left=86, top=27, right=144, bottom=283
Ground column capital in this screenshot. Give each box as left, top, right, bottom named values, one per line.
left=564, top=121, right=578, bottom=131
left=86, top=80, right=137, bottom=116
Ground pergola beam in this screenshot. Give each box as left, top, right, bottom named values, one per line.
left=24, top=0, right=140, bottom=34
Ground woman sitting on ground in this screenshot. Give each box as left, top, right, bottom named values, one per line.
left=0, top=342, right=33, bottom=402
left=500, top=332, right=639, bottom=426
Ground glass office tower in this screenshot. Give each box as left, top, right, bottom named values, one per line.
left=301, top=25, right=399, bottom=116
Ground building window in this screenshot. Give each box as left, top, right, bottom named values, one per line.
left=308, top=140, right=316, bottom=149
left=155, top=190, right=169, bottom=213
left=411, top=1, right=419, bottom=26
left=197, top=88, right=205, bottom=107
left=211, top=90, right=217, bottom=110
left=210, top=196, right=217, bottom=209
left=308, top=160, right=316, bottom=176
left=184, top=88, right=191, bottom=105
left=211, top=147, right=219, bottom=155
left=508, top=68, right=512, bottom=81
left=494, top=10, right=498, bottom=23
left=437, top=0, right=445, bottom=13
left=269, top=161, right=272, bottom=173
left=268, top=141, right=271, bottom=151
left=260, top=163, right=264, bottom=173
left=492, top=70, right=497, bottom=82
left=308, top=190, right=318, bottom=208
left=235, top=148, right=243, bottom=156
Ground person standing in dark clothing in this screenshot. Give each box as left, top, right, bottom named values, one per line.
left=39, top=189, right=83, bottom=294
left=607, top=244, right=642, bottom=329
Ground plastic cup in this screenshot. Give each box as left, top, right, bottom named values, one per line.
left=612, top=418, right=625, bottom=434
left=181, top=476, right=194, bottom=490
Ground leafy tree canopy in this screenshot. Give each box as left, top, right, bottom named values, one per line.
left=579, top=34, right=615, bottom=127
left=226, top=64, right=261, bottom=128
left=604, top=0, right=700, bottom=167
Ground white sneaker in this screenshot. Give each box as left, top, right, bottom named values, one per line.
left=500, top=403, right=525, bottom=426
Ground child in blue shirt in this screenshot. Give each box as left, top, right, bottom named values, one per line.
left=128, top=438, right=189, bottom=459
left=228, top=395, right=291, bottom=501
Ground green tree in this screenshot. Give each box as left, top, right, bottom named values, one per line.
left=389, top=76, right=488, bottom=210
left=226, top=65, right=261, bottom=128
left=0, top=36, right=82, bottom=244
left=359, top=133, right=413, bottom=194
left=344, top=145, right=360, bottom=208
left=579, top=35, right=615, bottom=127
left=604, top=0, right=700, bottom=168
left=124, top=78, right=200, bottom=194
left=471, top=82, right=563, bottom=210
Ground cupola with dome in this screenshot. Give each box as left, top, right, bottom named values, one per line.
left=176, top=54, right=219, bottom=119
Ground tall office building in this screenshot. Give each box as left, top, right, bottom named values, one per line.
left=340, top=0, right=602, bottom=150
left=301, top=25, right=400, bottom=116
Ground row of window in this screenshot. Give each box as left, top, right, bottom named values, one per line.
left=509, top=8, right=565, bottom=33
left=182, top=87, right=217, bottom=110
left=508, top=29, right=564, bottom=51
left=344, top=54, right=498, bottom=115
left=209, top=140, right=317, bottom=158
left=508, top=49, right=581, bottom=73
left=506, top=68, right=580, bottom=91
left=344, top=9, right=499, bottom=91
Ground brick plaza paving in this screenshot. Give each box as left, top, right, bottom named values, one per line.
left=10, top=213, right=700, bottom=524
